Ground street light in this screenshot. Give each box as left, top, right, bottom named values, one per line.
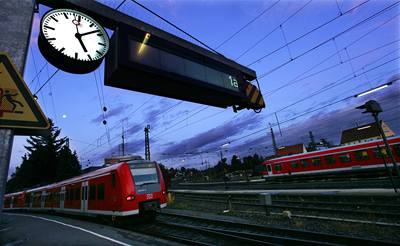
left=356, top=100, right=400, bottom=192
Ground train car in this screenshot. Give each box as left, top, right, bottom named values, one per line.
left=261, top=136, right=400, bottom=179
left=3, top=159, right=167, bottom=218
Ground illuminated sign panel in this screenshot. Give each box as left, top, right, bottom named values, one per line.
left=105, top=24, right=264, bottom=111
left=128, top=39, right=240, bottom=92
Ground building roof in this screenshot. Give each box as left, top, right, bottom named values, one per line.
left=340, top=121, right=395, bottom=145
left=277, top=143, right=305, bottom=156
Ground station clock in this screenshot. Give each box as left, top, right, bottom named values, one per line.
left=38, top=9, right=110, bottom=74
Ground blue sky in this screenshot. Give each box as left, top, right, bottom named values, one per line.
left=9, top=0, right=400, bottom=174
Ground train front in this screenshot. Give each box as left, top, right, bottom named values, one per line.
left=120, top=159, right=167, bottom=215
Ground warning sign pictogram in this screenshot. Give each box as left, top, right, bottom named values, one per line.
left=0, top=52, right=49, bottom=135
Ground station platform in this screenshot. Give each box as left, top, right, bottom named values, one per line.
left=0, top=212, right=176, bottom=246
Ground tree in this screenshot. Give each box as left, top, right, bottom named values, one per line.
left=6, top=120, right=81, bottom=193
left=230, top=155, right=242, bottom=171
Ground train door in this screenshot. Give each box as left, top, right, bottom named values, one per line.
left=10, top=196, right=14, bottom=208
left=266, top=164, right=272, bottom=175
left=41, top=191, right=46, bottom=208
left=60, top=186, right=66, bottom=209
left=81, top=181, right=88, bottom=212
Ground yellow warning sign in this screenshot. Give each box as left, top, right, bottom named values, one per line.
left=0, top=52, right=49, bottom=135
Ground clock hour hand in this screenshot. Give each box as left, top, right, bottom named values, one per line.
left=80, top=30, right=100, bottom=36
left=74, top=23, right=88, bottom=53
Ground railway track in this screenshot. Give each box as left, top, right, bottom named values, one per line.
left=172, top=192, right=400, bottom=224
left=174, top=177, right=400, bottom=190
left=127, top=210, right=399, bottom=246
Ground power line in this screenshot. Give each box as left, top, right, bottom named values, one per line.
left=34, top=68, right=59, bottom=95
left=246, top=0, right=371, bottom=66
left=215, top=0, right=280, bottom=49
left=254, top=1, right=399, bottom=76
left=236, top=0, right=313, bottom=60
left=263, top=13, right=400, bottom=96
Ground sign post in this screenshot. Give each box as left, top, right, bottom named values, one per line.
left=0, top=0, right=39, bottom=212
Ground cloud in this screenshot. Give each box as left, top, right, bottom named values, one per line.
left=91, top=104, right=130, bottom=123
left=161, top=112, right=264, bottom=156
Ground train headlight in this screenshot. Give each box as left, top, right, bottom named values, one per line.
left=126, top=195, right=135, bottom=201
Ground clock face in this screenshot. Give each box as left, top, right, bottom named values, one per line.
left=41, top=9, right=109, bottom=62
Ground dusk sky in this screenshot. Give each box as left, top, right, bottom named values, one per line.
left=9, top=0, right=400, bottom=175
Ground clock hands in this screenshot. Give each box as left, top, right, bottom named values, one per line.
left=73, top=18, right=88, bottom=53
left=80, top=30, right=100, bottom=36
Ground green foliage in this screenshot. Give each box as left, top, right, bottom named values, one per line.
left=6, top=121, right=81, bottom=193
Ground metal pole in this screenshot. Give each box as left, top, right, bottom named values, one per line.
left=373, top=115, right=400, bottom=179
left=0, top=129, right=14, bottom=211
left=377, top=144, right=398, bottom=193
left=0, top=0, right=35, bottom=213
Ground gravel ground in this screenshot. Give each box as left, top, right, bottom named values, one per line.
left=167, top=199, right=400, bottom=243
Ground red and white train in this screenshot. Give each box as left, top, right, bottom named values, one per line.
left=261, top=136, right=400, bottom=178
left=3, top=157, right=167, bottom=218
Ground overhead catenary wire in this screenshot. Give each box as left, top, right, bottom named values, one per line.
left=255, top=1, right=399, bottom=77
left=215, top=0, right=280, bottom=49
left=246, top=0, right=372, bottom=66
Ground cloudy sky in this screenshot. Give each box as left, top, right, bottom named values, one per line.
left=9, top=0, right=400, bottom=174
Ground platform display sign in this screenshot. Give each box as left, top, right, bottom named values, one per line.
left=105, top=24, right=265, bottom=112
left=0, top=53, right=49, bottom=135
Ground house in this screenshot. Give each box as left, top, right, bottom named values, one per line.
left=340, top=121, right=395, bottom=145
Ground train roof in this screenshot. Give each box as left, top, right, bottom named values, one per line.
left=263, top=136, right=400, bottom=164
left=16, top=163, right=127, bottom=195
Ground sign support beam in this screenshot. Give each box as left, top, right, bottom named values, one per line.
left=0, top=0, right=35, bottom=212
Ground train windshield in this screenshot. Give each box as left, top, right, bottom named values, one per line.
left=128, top=161, right=159, bottom=186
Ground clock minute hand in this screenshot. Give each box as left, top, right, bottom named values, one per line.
left=80, top=30, right=100, bottom=36
left=74, top=24, right=88, bottom=53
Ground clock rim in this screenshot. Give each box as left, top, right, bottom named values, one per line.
left=40, top=8, right=110, bottom=62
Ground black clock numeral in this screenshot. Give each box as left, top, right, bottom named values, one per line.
left=87, top=54, right=92, bottom=60
left=50, top=16, right=58, bottom=22
left=96, top=50, right=102, bottom=55
left=47, top=38, right=56, bottom=41
left=78, top=15, right=81, bottom=22
left=90, top=23, right=94, bottom=28
left=98, top=42, right=106, bottom=46
left=63, top=13, right=68, bottom=19
left=75, top=52, right=78, bottom=59
left=97, top=33, right=103, bottom=36
left=59, top=48, right=65, bottom=52
left=44, top=25, right=55, bottom=30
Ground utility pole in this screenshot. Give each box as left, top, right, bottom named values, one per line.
left=144, top=125, right=150, bottom=160
left=309, top=131, right=316, bottom=150
left=0, top=0, right=35, bottom=213
left=269, top=123, right=277, bottom=156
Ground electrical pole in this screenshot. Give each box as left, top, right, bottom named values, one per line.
left=269, top=123, right=277, bottom=156
left=309, top=131, right=316, bottom=150
left=144, top=125, right=150, bottom=160
left=0, top=0, right=35, bottom=213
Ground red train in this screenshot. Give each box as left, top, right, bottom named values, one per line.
left=261, top=136, right=400, bottom=178
left=3, top=157, right=167, bottom=218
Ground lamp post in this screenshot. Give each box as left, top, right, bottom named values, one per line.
left=356, top=100, right=400, bottom=190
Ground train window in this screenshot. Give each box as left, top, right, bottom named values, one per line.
left=97, top=184, right=105, bottom=200
left=112, top=173, right=116, bottom=187
left=394, top=144, right=400, bottom=156
left=325, top=155, right=335, bottom=165
left=301, top=159, right=308, bottom=167
left=312, top=158, right=321, bottom=166
left=339, top=153, right=351, bottom=163
left=373, top=147, right=388, bottom=158
left=274, top=164, right=281, bottom=171
left=291, top=161, right=298, bottom=169
left=355, top=150, right=369, bottom=160
left=75, top=188, right=80, bottom=200
left=89, top=185, right=96, bottom=200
